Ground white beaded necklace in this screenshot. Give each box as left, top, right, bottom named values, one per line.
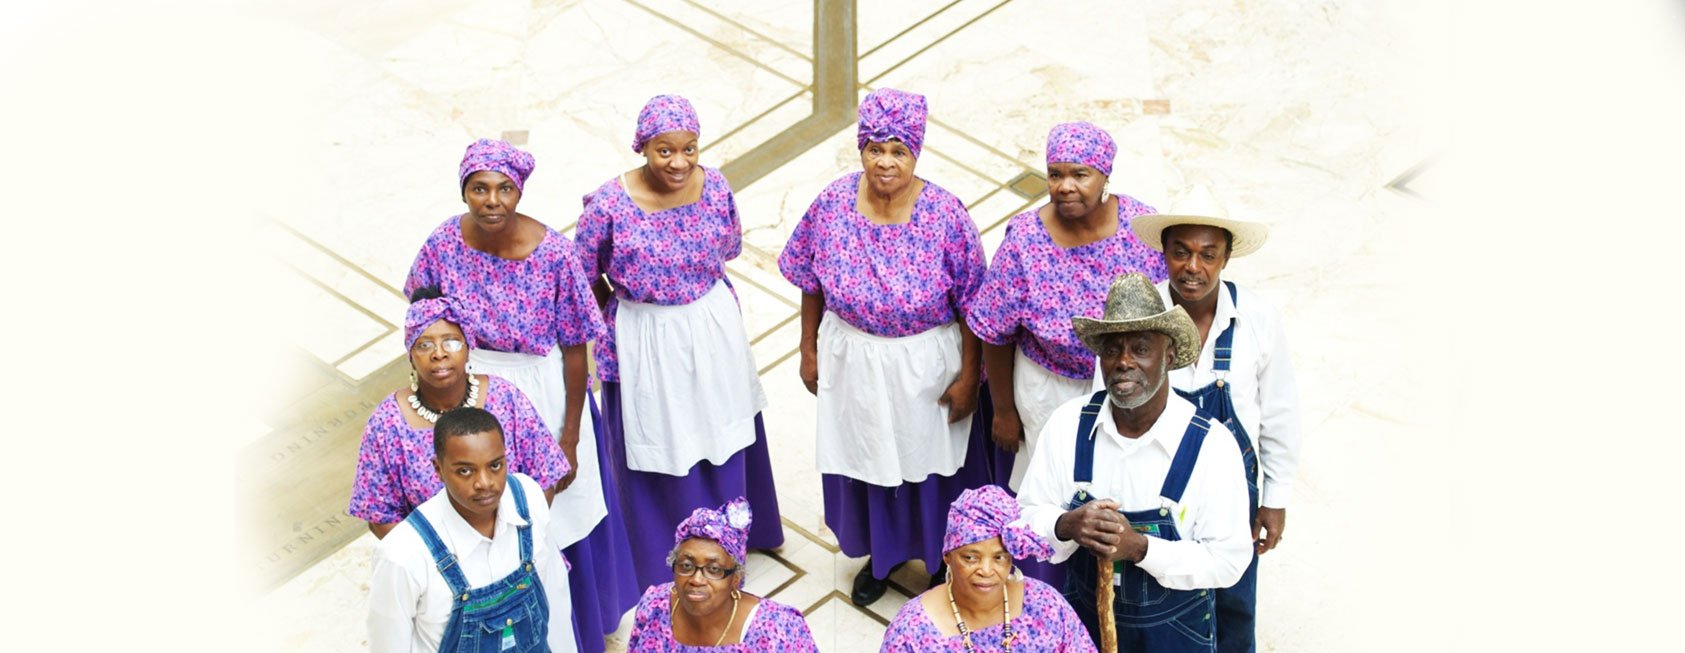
left=408, top=374, right=480, bottom=423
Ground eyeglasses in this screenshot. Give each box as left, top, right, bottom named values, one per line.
left=412, top=338, right=466, bottom=354
left=673, top=559, right=738, bottom=581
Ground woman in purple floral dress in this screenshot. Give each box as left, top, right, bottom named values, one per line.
left=968, top=122, right=1169, bottom=492
left=879, top=485, right=1095, bottom=653
left=404, top=139, right=638, bottom=653
left=778, top=87, right=992, bottom=607
left=965, top=123, right=1168, bottom=589
left=348, top=288, right=581, bottom=647
left=574, top=95, right=782, bottom=592
left=625, top=498, right=817, bottom=652
left=348, top=288, right=573, bottom=534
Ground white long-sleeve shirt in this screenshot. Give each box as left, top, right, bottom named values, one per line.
left=368, top=473, right=576, bottom=653
left=1156, top=280, right=1303, bottom=509
left=1018, top=393, right=1252, bottom=590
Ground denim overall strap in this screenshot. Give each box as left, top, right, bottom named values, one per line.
left=509, top=477, right=533, bottom=564
left=1173, top=282, right=1256, bottom=510
left=1072, top=390, right=1110, bottom=486
left=404, top=508, right=473, bottom=599
left=1158, top=411, right=1213, bottom=504
left=1212, top=281, right=1238, bottom=373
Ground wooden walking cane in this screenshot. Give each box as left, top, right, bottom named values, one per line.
left=1097, top=554, right=1117, bottom=653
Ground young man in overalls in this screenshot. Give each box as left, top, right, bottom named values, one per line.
left=1017, top=272, right=1252, bottom=651
left=1129, top=190, right=1303, bottom=653
left=369, top=407, right=576, bottom=652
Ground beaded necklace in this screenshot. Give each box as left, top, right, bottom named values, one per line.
left=946, top=580, right=1014, bottom=653
left=409, top=374, right=480, bottom=423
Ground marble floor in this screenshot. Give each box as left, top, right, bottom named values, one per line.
left=242, top=0, right=1445, bottom=650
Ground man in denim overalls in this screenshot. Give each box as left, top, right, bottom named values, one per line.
left=369, top=407, right=576, bottom=652
left=1129, top=192, right=1302, bottom=653
left=1018, top=273, right=1252, bottom=652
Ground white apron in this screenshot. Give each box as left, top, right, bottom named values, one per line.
left=1007, top=347, right=1095, bottom=490
left=615, top=280, right=767, bottom=476
left=815, top=312, right=972, bottom=487
left=468, top=346, right=606, bottom=550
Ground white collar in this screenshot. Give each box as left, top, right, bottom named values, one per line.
left=1097, top=392, right=1199, bottom=457
left=1157, top=280, right=1238, bottom=363
left=432, top=478, right=532, bottom=550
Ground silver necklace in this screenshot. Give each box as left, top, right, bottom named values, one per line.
left=408, top=374, right=479, bottom=423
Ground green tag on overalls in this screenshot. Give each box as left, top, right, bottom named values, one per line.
left=501, top=621, right=515, bottom=651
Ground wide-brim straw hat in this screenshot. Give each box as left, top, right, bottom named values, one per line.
left=1073, top=273, right=1202, bottom=370
left=1129, top=185, right=1270, bottom=258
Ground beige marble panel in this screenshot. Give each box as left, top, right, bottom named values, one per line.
left=692, top=0, right=814, bottom=55
left=246, top=532, right=377, bottom=653
left=731, top=123, right=863, bottom=267
left=858, top=0, right=1003, bottom=83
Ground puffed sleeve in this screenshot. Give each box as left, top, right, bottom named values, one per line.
left=877, top=599, right=931, bottom=652
left=496, top=377, right=570, bottom=489
left=1116, top=195, right=1169, bottom=283
left=1043, top=580, right=1099, bottom=652
left=347, top=403, right=408, bottom=525
left=404, top=224, right=446, bottom=298
left=760, top=601, right=820, bottom=652
left=574, top=187, right=613, bottom=283
left=943, top=196, right=987, bottom=312
left=777, top=190, right=827, bottom=295
left=552, top=235, right=606, bottom=347
left=716, top=170, right=743, bottom=262
left=624, top=585, right=670, bottom=650
left=964, top=220, right=1026, bottom=346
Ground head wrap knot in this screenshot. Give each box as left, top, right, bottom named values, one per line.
left=856, top=88, right=928, bottom=160
left=403, top=296, right=481, bottom=351
left=633, top=95, right=702, bottom=154
left=1045, top=121, right=1116, bottom=177
left=942, top=485, right=1054, bottom=562
left=458, top=138, right=536, bottom=192
left=673, top=497, right=752, bottom=567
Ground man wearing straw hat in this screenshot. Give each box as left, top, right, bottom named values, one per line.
left=1127, top=188, right=1302, bottom=653
left=1017, top=272, right=1252, bottom=652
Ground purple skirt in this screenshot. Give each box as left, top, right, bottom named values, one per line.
left=566, top=392, right=647, bottom=653
left=599, top=382, right=785, bottom=590
left=822, top=385, right=998, bottom=580
left=974, top=390, right=1067, bottom=590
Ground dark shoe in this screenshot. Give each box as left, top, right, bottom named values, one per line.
left=851, top=560, right=891, bottom=606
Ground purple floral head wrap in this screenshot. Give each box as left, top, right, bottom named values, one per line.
left=856, top=88, right=928, bottom=159
left=632, top=95, right=701, bottom=154
left=458, top=138, right=536, bottom=192
left=1045, top=121, right=1116, bottom=177
left=942, top=485, right=1054, bottom=562
left=403, top=296, right=480, bottom=351
left=673, top=497, right=752, bottom=567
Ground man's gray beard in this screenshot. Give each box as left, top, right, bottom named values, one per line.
left=1108, top=367, right=1167, bottom=411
